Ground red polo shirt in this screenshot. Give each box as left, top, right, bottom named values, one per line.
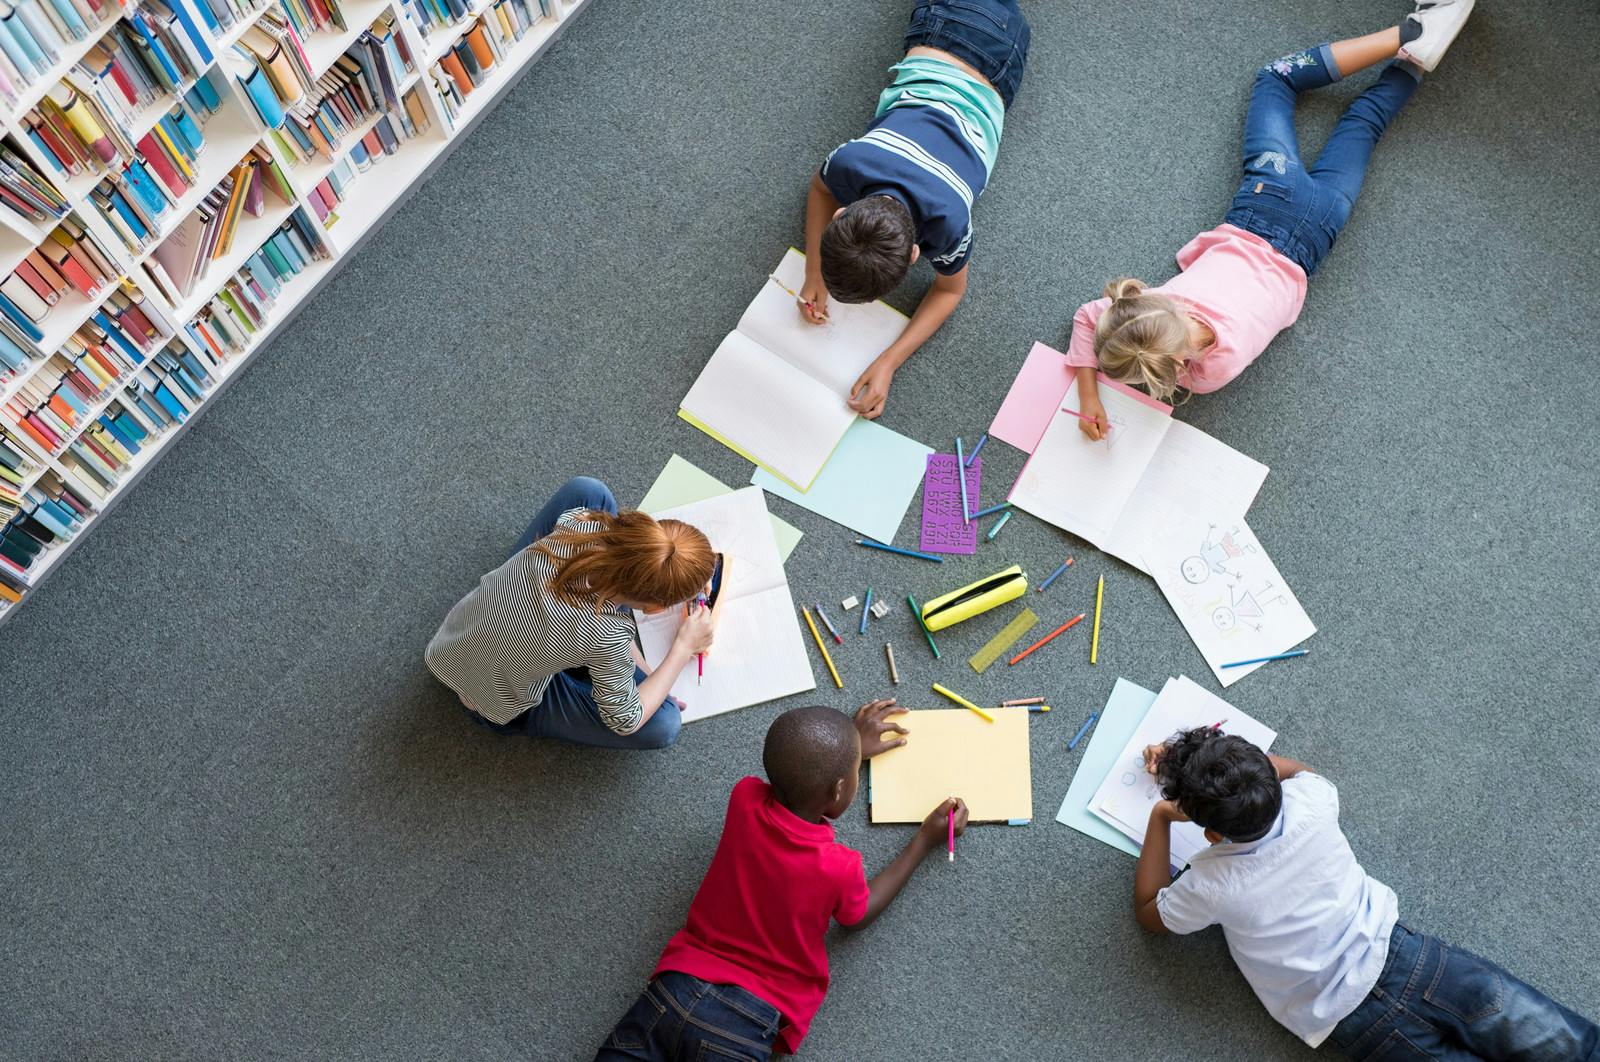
left=654, top=776, right=871, bottom=1052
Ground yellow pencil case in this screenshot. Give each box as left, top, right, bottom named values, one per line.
left=919, top=565, right=1028, bottom=632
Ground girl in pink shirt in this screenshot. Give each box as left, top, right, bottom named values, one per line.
left=1070, top=1, right=1473, bottom=437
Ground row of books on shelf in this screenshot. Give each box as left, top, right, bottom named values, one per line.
left=0, top=213, right=119, bottom=339
left=0, top=466, right=94, bottom=601
left=429, top=0, right=542, bottom=123
left=305, top=84, right=425, bottom=223
left=142, top=142, right=295, bottom=300
left=268, top=12, right=410, bottom=165
left=187, top=0, right=270, bottom=40
left=0, top=0, right=115, bottom=106
left=186, top=207, right=325, bottom=356
left=402, top=0, right=549, bottom=42
left=52, top=7, right=217, bottom=145
left=2, top=282, right=166, bottom=451
left=230, top=8, right=316, bottom=126
left=0, top=137, right=69, bottom=224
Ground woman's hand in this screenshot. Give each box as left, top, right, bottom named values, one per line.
left=674, top=599, right=717, bottom=657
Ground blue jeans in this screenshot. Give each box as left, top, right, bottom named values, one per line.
left=1223, top=45, right=1419, bottom=276
left=595, top=972, right=782, bottom=1061
left=1330, top=924, right=1600, bottom=1060
left=464, top=476, right=682, bottom=750
left=904, top=0, right=1030, bottom=108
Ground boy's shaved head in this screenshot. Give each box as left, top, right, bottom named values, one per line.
left=763, top=706, right=861, bottom=808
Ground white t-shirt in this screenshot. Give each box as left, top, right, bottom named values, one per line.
left=1156, top=772, right=1399, bottom=1046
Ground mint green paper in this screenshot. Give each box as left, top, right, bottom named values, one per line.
left=1055, top=678, right=1158, bottom=857
left=640, top=455, right=802, bottom=562
left=751, top=419, right=932, bottom=545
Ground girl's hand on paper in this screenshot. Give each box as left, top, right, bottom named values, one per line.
left=849, top=360, right=893, bottom=420
left=1142, top=742, right=1169, bottom=775
left=918, top=797, right=968, bottom=846
left=798, top=274, right=830, bottom=324
left=675, top=600, right=717, bottom=657
left=853, top=698, right=910, bottom=757
left=1077, top=392, right=1110, bottom=441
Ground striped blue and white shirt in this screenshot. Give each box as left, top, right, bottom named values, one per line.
left=822, top=56, right=1006, bottom=276
left=424, top=510, right=643, bottom=732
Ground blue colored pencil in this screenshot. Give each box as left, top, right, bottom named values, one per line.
left=856, top=539, right=944, bottom=563
left=965, top=433, right=987, bottom=466
left=955, top=437, right=970, bottom=521
left=814, top=603, right=843, bottom=644
left=970, top=501, right=1010, bottom=520
left=860, top=587, right=872, bottom=635
left=1038, top=559, right=1071, bottom=591
left=908, top=593, right=940, bottom=659
left=1220, top=648, right=1310, bottom=669
left=1068, top=711, right=1098, bottom=750
left=985, top=511, right=1012, bottom=541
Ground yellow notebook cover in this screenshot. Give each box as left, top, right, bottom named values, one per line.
left=869, top=708, right=1032, bottom=823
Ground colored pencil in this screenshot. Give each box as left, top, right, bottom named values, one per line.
left=1037, top=559, right=1071, bottom=592
left=803, top=607, right=843, bottom=688
left=768, top=273, right=819, bottom=316
left=1060, top=406, right=1111, bottom=431
left=1068, top=711, right=1098, bottom=750
left=932, top=682, right=995, bottom=722
left=969, top=501, right=1010, bottom=520
left=1002, top=697, right=1045, bottom=706
left=1090, top=575, right=1104, bottom=664
left=860, top=587, right=872, bottom=635
left=907, top=594, right=940, bottom=658
left=965, top=434, right=987, bottom=465
left=955, top=437, right=970, bottom=521
left=948, top=802, right=955, bottom=861
left=694, top=593, right=707, bottom=685
left=1027, top=705, right=1051, bottom=713
left=857, top=539, right=944, bottom=563
left=1220, top=649, right=1310, bottom=669
left=885, top=641, right=899, bottom=683
left=814, top=603, right=843, bottom=644
left=1008, top=613, right=1085, bottom=665
left=985, top=511, right=1012, bottom=540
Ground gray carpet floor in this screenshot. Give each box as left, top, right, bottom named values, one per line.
left=4, top=1, right=1599, bottom=1059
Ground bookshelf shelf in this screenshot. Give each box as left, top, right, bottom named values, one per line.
left=0, top=0, right=592, bottom=622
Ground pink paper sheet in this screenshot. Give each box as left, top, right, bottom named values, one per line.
left=920, top=454, right=981, bottom=555
left=990, top=341, right=1171, bottom=454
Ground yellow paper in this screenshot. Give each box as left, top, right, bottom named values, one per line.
left=869, top=708, right=1031, bottom=823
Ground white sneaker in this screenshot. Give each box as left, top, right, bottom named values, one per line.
left=1398, top=0, right=1476, bottom=72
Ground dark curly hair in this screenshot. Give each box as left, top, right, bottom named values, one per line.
left=820, top=196, right=916, bottom=303
left=1154, top=727, right=1281, bottom=842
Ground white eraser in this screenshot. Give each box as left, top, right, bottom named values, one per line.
left=842, top=596, right=859, bottom=610
left=870, top=600, right=891, bottom=618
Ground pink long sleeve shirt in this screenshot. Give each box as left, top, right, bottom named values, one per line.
left=1064, top=224, right=1309, bottom=394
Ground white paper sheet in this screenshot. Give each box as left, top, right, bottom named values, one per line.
left=1144, top=516, right=1315, bottom=687
left=1008, top=377, right=1173, bottom=548
left=1087, top=676, right=1277, bottom=867
left=634, top=487, right=815, bottom=722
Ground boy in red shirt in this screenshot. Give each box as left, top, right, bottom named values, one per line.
left=595, top=699, right=967, bottom=1059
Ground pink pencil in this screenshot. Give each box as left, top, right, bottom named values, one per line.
left=1061, top=406, right=1111, bottom=430
left=947, top=802, right=955, bottom=862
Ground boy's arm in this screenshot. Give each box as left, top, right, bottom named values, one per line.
left=799, top=172, right=838, bottom=324
left=1133, top=800, right=1186, bottom=933
left=847, top=266, right=968, bottom=420
left=1269, top=754, right=1310, bottom=781
left=845, top=797, right=967, bottom=930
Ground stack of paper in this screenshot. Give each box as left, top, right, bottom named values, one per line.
left=1057, top=677, right=1276, bottom=869
left=641, top=454, right=802, bottom=562
left=635, top=487, right=815, bottom=723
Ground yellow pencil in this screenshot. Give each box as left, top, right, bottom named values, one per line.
left=931, top=682, right=995, bottom=723
left=768, top=274, right=825, bottom=319
left=803, top=607, right=843, bottom=688
left=1090, top=574, right=1104, bottom=664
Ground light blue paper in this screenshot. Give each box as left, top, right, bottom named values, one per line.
left=751, top=419, right=933, bottom=544
left=1055, top=678, right=1159, bottom=857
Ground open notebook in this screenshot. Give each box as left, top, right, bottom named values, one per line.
left=679, top=249, right=907, bottom=491
left=1008, top=374, right=1268, bottom=574
left=635, top=487, right=815, bottom=723
left=1086, top=676, right=1277, bottom=868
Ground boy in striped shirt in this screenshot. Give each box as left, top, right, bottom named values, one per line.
left=799, top=0, right=1030, bottom=419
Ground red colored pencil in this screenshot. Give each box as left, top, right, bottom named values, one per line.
left=1008, top=613, right=1086, bottom=665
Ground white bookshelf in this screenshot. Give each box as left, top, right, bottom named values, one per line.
left=0, top=0, right=591, bottom=624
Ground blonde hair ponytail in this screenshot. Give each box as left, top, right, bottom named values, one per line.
left=1092, top=277, right=1193, bottom=403
left=535, top=510, right=715, bottom=611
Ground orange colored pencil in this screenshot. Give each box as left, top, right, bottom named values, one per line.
left=1008, top=613, right=1086, bottom=666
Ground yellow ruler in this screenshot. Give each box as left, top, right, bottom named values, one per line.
left=968, top=607, right=1040, bottom=673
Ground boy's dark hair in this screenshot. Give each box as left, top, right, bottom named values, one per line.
left=820, top=197, right=916, bottom=303
left=1155, top=728, right=1281, bottom=842
left=763, top=706, right=859, bottom=807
